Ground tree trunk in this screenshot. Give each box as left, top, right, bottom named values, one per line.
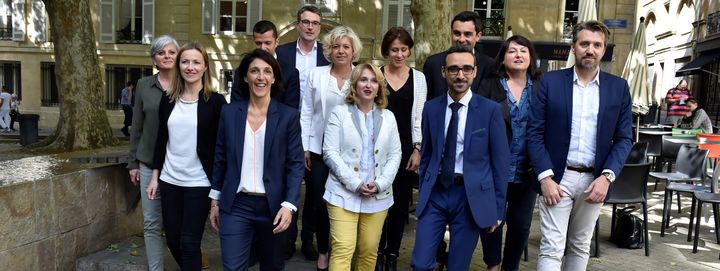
left=40, top=0, right=117, bottom=150
left=411, top=0, right=453, bottom=69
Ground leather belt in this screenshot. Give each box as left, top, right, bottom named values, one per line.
left=240, top=191, right=266, bottom=197
left=453, top=174, right=464, bottom=185
left=566, top=165, right=595, bottom=173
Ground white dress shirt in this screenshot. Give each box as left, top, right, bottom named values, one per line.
left=444, top=90, right=473, bottom=175
left=538, top=69, right=615, bottom=181
left=296, top=40, right=319, bottom=104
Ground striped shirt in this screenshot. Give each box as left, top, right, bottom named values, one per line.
left=666, top=87, right=692, bottom=116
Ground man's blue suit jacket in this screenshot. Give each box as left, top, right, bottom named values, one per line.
left=211, top=99, right=305, bottom=216
left=275, top=41, right=331, bottom=70
left=417, top=93, right=510, bottom=228
left=423, top=44, right=494, bottom=100
left=527, top=68, right=633, bottom=194
left=230, top=60, right=301, bottom=109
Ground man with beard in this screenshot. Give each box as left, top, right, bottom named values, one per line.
left=527, top=20, right=632, bottom=271
left=423, top=11, right=494, bottom=100
left=411, top=45, right=509, bottom=271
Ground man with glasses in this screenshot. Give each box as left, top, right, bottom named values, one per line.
left=412, top=45, right=509, bottom=271
left=276, top=4, right=331, bottom=261
left=423, top=11, right=494, bottom=100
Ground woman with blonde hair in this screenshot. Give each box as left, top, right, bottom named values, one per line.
left=300, top=25, right=363, bottom=270
left=147, top=42, right=226, bottom=270
left=323, top=63, right=401, bottom=271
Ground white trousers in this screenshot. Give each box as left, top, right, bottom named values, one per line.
left=0, top=108, right=9, bottom=129
left=537, top=169, right=603, bottom=271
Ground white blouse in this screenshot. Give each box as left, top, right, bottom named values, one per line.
left=160, top=100, right=210, bottom=187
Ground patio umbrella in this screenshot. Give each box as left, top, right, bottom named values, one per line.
left=622, top=17, right=650, bottom=141
left=566, top=0, right=598, bottom=68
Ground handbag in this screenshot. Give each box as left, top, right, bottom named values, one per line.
left=610, top=206, right=644, bottom=249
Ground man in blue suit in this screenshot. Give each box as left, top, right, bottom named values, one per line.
left=411, top=45, right=510, bottom=271
left=231, top=20, right=301, bottom=109
left=527, top=21, right=632, bottom=271
left=423, top=11, right=494, bottom=100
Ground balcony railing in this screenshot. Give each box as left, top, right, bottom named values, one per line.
left=0, top=26, right=12, bottom=40
left=708, top=11, right=720, bottom=37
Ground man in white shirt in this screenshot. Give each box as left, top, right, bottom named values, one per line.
left=527, top=21, right=633, bottom=271
left=0, top=86, right=12, bottom=132
left=276, top=5, right=331, bottom=109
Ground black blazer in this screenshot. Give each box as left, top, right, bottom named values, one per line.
left=230, top=62, right=301, bottom=109
left=152, top=90, right=227, bottom=181
left=423, top=43, right=494, bottom=100
left=276, top=41, right=331, bottom=69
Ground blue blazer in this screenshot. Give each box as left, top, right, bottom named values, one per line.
left=211, top=99, right=304, bottom=216
left=230, top=61, right=301, bottom=109
left=423, top=44, right=494, bottom=100
left=527, top=68, right=633, bottom=193
left=417, top=94, right=510, bottom=228
left=276, top=41, right=331, bottom=70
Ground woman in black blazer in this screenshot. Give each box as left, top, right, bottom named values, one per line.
left=147, top=42, right=226, bottom=270
left=478, top=35, right=542, bottom=271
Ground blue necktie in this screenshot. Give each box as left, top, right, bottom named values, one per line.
left=441, top=102, right=462, bottom=188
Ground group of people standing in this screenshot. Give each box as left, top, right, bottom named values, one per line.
left=126, top=5, right=633, bottom=271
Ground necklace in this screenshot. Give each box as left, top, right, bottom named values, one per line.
left=179, top=97, right=198, bottom=104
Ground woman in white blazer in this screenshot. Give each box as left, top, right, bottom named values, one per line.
left=376, top=27, right=427, bottom=271
left=323, top=62, right=401, bottom=271
left=299, top=25, right=363, bottom=270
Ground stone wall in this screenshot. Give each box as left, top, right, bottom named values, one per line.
left=0, top=164, right=142, bottom=270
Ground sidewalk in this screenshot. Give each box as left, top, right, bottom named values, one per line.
left=77, top=181, right=720, bottom=270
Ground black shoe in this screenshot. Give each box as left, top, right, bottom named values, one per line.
left=285, top=243, right=296, bottom=260
left=375, top=251, right=385, bottom=271
left=385, top=253, right=398, bottom=271
left=301, top=242, right=319, bottom=261
left=121, top=127, right=130, bottom=137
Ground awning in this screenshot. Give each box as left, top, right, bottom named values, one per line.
left=675, top=53, right=720, bottom=76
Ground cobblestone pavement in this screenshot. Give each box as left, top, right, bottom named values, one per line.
left=93, top=182, right=720, bottom=271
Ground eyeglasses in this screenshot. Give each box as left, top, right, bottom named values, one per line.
left=300, top=19, right=321, bottom=27
left=445, top=65, right=475, bottom=75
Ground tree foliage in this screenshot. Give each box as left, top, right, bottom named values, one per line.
left=40, top=0, right=117, bottom=150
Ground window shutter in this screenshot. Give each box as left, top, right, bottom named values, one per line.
left=141, top=0, right=154, bottom=44
left=402, top=1, right=413, bottom=33
left=245, top=0, right=261, bottom=35
left=31, top=0, right=46, bottom=41
left=100, top=0, right=115, bottom=43
left=383, top=0, right=399, bottom=35
left=11, top=0, right=24, bottom=41
left=202, top=0, right=216, bottom=34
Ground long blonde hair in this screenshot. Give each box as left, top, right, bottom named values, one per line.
left=344, top=63, right=388, bottom=109
left=167, top=42, right=214, bottom=102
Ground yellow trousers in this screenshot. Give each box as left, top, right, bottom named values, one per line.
left=327, top=204, right=388, bottom=271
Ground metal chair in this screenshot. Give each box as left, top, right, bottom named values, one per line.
left=649, top=144, right=709, bottom=237
left=691, top=163, right=720, bottom=253
left=593, top=163, right=653, bottom=257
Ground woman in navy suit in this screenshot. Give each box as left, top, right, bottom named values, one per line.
left=146, top=42, right=226, bottom=270
left=209, top=49, right=304, bottom=270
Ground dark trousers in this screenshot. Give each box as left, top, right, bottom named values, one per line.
left=501, top=180, right=538, bottom=271
left=9, top=110, right=17, bottom=130
left=219, top=192, right=287, bottom=270
left=411, top=182, right=502, bottom=271
left=122, top=104, right=132, bottom=128
left=158, top=180, right=210, bottom=271
left=378, top=166, right=416, bottom=256
left=297, top=152, right=330, bottom=253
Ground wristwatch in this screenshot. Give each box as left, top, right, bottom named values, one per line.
left=413, top=142, right=421, bottom=152
left=602, top=172, right=615, bottom=183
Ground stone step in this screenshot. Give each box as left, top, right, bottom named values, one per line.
left=75, top=237, right=148, bottom=271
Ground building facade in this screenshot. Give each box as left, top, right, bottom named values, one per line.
left=0, top=0, right=636, bottom=130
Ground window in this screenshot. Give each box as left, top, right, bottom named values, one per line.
left=41, top=62, right=57, bottom=106
left=0, top=61, right=20, bottom=101
left=473, top=0, right=505, bottom=37
left=221, top=69, right=233, bottom=96
left=30, top=0, right=48, bottom=42
left=304, top=0, right=338, bottom=19
left=202, top=0, right=260, bottom=35
left=0, top=0, right=25, bottom=41
left=100, top=0, right=154, bottom=44
left=104, top=65, right=152, bottom=110
left=562, top=0, right=579, bottom=41
left=383, top=0, right=413, bottom=36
